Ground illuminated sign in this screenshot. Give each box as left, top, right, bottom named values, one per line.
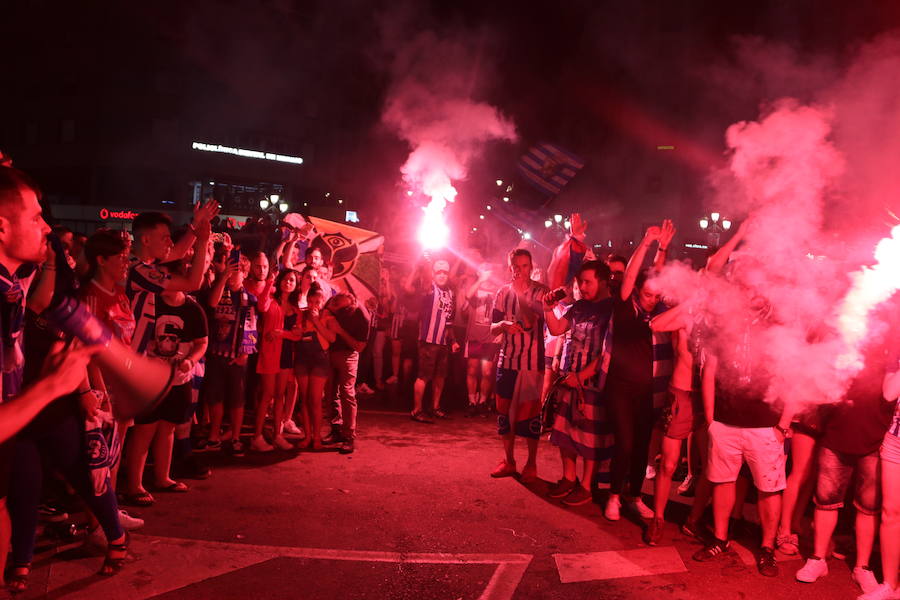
left=345, top=210, right=359, bottom=223
left=100, top=208, right=139, bottom=220
left=684, top=243, right=709, bottom=249
left=191, top=141, right=303, bottom=165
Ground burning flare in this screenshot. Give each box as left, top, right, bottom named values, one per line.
left=836, top=224, right=900, bottom=370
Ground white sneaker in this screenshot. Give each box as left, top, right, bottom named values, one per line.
left=677, top=474, right=694, bottom=494
left=645, top=464, right=657, bottom=480
left=854, top=567, right=881, bottom=595
left=250, top=435, right=274, bottom=452
left=796, top=557, right=829, bottom=583
left=858, top=583, right=900, bottom=600
left=118, top=509, right=144, bottom=530
left=84, top=525, right=106, bottom=548
left=604, top=496, right=621, bottom=521
left=628, top=498, right=655, bottom=519
left=273, top=435, right=294, bottom=451
left=282, top=420, right=303, bottom=436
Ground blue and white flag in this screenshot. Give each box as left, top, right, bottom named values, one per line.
left=517, top=142, right=585, bottom=196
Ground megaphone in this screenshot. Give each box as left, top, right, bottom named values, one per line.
left=43, top=296, right=175, bottom=419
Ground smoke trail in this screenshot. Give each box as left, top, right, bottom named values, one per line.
left=380, top=31, right=516, bottom=249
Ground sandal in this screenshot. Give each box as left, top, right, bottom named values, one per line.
left=410, top=410, right=433, bottom=424
left=7, top=563, right=30, bottom=594
left=154, top=481, right=189, bottom=493
left=99, top=532, right=129, bottom=577
left=121, top=491, right=155, bottom=506
left=432, top=409, right=450, bottom=419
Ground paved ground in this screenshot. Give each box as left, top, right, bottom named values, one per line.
left=23, top=406, right=868, bottom=599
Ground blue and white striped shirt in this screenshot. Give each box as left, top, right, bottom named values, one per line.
left=419, top=283, right=454, bottom=346
left=559, top=298, right=614, bottom=388
left=493, top=281, right=548, bottom=372
left=126, top=257, right=171, bottom=354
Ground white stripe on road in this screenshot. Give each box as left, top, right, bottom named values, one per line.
left=40, top=534, right=532, bottom=600
left=553, top=546, right=687, bottom=583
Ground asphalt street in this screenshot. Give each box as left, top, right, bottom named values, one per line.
left=23, top=405, right=866, bottom=600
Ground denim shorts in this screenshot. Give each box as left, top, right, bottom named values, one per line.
left=814, top=446, right=880, bottom=515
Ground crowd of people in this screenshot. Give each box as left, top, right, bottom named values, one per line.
left=0, top=157, right=897, bottom=600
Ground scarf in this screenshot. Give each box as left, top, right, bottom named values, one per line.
left=632, top=296, right=674, bottom=409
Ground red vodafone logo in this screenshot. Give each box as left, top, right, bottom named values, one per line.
left=99, top=208, right=138, bottom=220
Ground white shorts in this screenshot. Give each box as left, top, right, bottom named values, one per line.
left=707, top=420, right=787, bottom=493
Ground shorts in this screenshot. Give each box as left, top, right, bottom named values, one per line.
left=659, top=387, right=704, bottom=440
left=400, top=321, right=418, bottom=360
left=0, top=438, right=12, bottom=500
left=707, top=420, right=787, bottom=493
left=295, top=341, right=330, bottom=378
left=417, top=341, right=449, bottom=381
left=465, top=340, right=499, bottom=361
left=203, top=354, right=247, bottom=410
left=135, top=383, right=194, bottom=425
left=882, top=433, right=900, bottom=465
left=814, top=446, right=880, bottom=514
left=496, top=368, right=544, bottom=439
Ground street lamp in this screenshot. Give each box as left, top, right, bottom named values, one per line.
left=544, top=219, right=552, bottom=228
left=699, top=212, right=731, bottom=246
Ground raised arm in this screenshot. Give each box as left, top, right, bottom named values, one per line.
left=652, top=219, right=676, bottom=271
left=542, top=289, right=572, bottom=336
left=166, top=220, right=212, bottom=292
left=705, top=219, right=748, bottom=274
left=650, top=302, right=690, bottom=333
left=621, top=225, right=661, bottom=300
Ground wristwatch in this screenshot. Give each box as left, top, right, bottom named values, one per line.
left=774, top=424, right=792, bottom=438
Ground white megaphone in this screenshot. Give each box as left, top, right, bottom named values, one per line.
left=43, top=296, right=175, bottom=419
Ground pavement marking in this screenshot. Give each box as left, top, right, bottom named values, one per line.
left=40, top=534, right=532, bottom=600
left=553, top=546, right=688, bottom=583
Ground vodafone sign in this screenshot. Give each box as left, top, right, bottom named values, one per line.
left=99, top=208, right=139, bottom=220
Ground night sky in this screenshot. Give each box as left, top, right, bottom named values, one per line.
left=4, top=0, right=900, bottom=242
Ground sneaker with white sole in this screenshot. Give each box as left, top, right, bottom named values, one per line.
left=858, top=583, right=900, bottom=600
left=853, top=567, right=880, bottom=595
left=677, top=474, right=694, bottom=495
left=250, top=436, right=274, bottom=452
left=604, top=495, right=621, bottom=521
left=645, top=464, right=657, bottom=480
left=628, top=498, right=655, bottom=519
left=118, top=509, right=144, bottom=530
left=796, top=557, right=829, bottom=583
left=282, top=420, right=303, bottom=436
left=273, top=435, right=294, bottom=451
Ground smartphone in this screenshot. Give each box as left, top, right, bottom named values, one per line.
left=229, top=248, right=241, bottom=264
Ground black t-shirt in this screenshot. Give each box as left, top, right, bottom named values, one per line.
left=821, top=341, right=899, bottom=455
left=331, top=307, right=369, bottom=353
left=711, top=322, right=781, bottom=428
left=608, top=297, right=652, bottom=383
left=148, top=295, right=208, bottom=385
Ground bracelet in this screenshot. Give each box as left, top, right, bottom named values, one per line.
left=658, top=246, right=668, bottom=252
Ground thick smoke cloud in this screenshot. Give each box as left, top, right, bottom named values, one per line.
left=654, top=34, right=900, bottom=413
left=380, top=31, right=516, bottom=204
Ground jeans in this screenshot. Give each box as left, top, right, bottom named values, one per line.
left=606, top=377, right=655, bottom=497
left=9, top=402, right=124, bottom=564
left=815, top=445, right=880, bottom=514
left=327, top=350, right=359, bottom=439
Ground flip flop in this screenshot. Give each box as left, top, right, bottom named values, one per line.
left=154, top=481, right=189, bottom=493
left=410, top=411, right=434, bottom=424
left=121, top=491, right=155, bottom=506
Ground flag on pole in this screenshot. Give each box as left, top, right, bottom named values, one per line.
left=517, top=142, right=585, bottom=196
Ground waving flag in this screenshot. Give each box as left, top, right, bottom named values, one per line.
left=517, top=142, right=585, bottom=196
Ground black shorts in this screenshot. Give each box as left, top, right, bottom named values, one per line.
left=202, top=355, right=247, bottom=410
left=417, top=342, right=449, bottom=381
left=400, top=321, right=418, bottom=360
left=0, top=438, right=12, bottom=500
left=135, top=382, right=194, bottom=425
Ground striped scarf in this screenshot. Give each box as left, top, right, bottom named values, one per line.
left=631, top=296, right=674, bottom=409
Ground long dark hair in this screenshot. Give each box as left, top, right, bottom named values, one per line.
left=274, top=268, right=302, bottom=307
